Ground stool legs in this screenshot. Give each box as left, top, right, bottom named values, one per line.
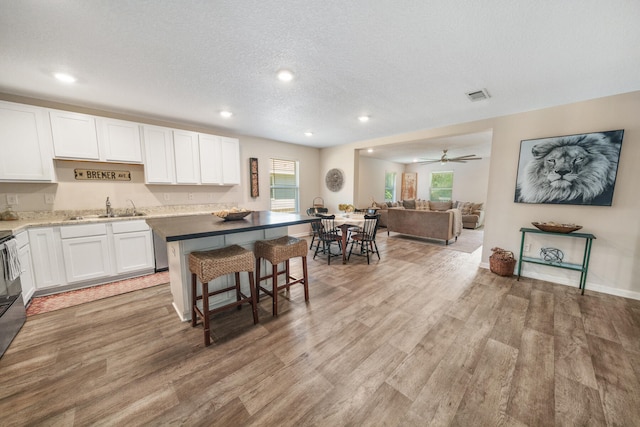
left=191, top=271, right=258, bottom=347
left=256, top=255, right=309, bottom=316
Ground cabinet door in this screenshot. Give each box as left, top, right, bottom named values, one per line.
left=97, top=117, right=143, bottom=163
left=173, top=130, right=200, bottom=184
left=142, top=125, right=175, bottom=184
left=62, top=235, right=112, bottom=284
left=112, top=231, right=154, bottom=274
left=221, top=137, right=240, bottom=184
left=49, top=110, right=100, bottom=159
left=18, top=244, right=36, bottom=302
left=199, top=134, right=223, bottom=184
left=28, top=228, right=62, bottom=289
left=0, top=101, right=55, bottom=182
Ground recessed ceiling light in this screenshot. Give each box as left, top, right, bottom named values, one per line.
left=277, top=69, right=294, bottom=82
left=367, top=149, right=373, bottom=153
left=54, top=72, right=76, bottom=83
left=358, top=115, right=370, bottom=123
left=304, top=131, right=313, bottom=137
left=220, top=110, right=233, bottom=118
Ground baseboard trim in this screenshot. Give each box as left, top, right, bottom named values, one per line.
left=479, top=263, right=640, bottom=301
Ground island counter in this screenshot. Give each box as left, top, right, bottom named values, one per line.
left=146, top=211, right=318, bottom=320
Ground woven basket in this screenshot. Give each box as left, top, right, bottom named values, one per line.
left=489, top=247, right=516, bottom=277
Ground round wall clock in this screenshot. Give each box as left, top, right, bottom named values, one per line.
left=325, top=168, right=344, bottom=192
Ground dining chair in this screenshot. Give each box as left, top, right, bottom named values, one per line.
left=347, top=214, right=381, bottom=264
left=313, top=214, right=343, bottom=264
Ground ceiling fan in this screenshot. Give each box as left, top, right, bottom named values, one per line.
left=418, top=149, right=482, bottom=164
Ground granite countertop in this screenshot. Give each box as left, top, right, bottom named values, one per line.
left=147, top=211, right=319, bottom=242
left=0, top=204, right=236, bottom=234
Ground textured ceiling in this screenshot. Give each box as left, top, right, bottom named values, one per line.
left=1, top=1, right=639, bottom=152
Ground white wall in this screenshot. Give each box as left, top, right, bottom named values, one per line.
left=357, top=155, right=404, bottom=207
left=404, top=157, right=490, bottom=203
left=321, top=91, right=640, bottom=299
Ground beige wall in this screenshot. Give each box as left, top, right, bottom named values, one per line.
left=357, top=156, right=405, bottom=206
left=0, top=94, right=321, bottom=235
left=321, top=91, right=640, bottom=299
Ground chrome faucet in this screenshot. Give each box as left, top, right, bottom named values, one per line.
left=126, top=199, right=137, bottom=216
left=106, top=197, right=112, bottom=217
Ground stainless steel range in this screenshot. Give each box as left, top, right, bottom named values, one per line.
left=0, top=231, right=26, bottom=358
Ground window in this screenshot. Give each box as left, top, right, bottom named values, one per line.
left=384, top=172, right=396, bottom=201
left=270, top=158, right=299, bottom=213
left=430, top=171, right=454, bottom=201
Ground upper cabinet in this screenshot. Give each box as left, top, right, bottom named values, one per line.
left=49, top=110, right=100, bottom=160
left=142, top=125, right=175, bottom=184
left=96, top=117, right=143, bottom=163
left=0, top=101, right=55, bottom=182
left=173, top=130, right=200, bottom=184
left=50, top=110, right=143, bottom=163
left=220, top=136, right=240, bottom=185
left=142, top=126, right=240, bottom=186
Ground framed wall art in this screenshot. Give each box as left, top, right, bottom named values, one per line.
left=514, top=130, right=624, bottom=206
left=401, top=172, right=417, bottom=200
left=250, top=157, right=259, bottom=198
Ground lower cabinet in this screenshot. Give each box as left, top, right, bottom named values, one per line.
left=111, top=220, right=154, bottom=274
left=16, top=231, right=36, bottom=302
left=62, top=235, right=112, bottom=284
left=28, top=220, right=154, bottom=292
left=28, top=227, right=63, bottom=289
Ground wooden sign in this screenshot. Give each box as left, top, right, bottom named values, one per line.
left=74, top=169, right=131, bottom=181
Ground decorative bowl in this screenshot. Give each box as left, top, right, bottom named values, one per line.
left=213, top=210, right=252, bottom=221
left=532, top=222, right=582, bottom=233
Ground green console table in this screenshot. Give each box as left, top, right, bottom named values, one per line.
left=517, top=227, right=595, bottom=294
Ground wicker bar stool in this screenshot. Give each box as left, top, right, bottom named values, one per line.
left=189, top=245, right=258, bottom=346
left=254, top=236, right=309, bottom=316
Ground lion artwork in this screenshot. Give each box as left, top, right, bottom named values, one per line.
left=516, top=131, right=623, bottom=205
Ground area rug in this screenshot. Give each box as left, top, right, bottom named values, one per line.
left=387, top=228, right=484, bottom=254
left=26, top=271, right=170, bottom=316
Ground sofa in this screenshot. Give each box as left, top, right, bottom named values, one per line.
left=386, top=206, right=462, bottom=244
left=454, top=201, right=485, bottom=229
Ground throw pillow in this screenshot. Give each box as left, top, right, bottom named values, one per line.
left=429, top=200, right=453, bottom=211
left=403, top=199, right=416, bottom=209
left=418, top=199, right=429, bottom=210
left=471, top=202, right=484, bottom=212
left=455, top=201, right=474, bottom=215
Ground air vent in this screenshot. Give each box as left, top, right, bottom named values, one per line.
left=466, top=88, right=491, bottom=102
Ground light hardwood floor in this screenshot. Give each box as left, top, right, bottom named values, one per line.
left=1, top=231, right=639, bottom=426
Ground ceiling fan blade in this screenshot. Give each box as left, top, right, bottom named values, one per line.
left=449, top=156, right=482, bottom=161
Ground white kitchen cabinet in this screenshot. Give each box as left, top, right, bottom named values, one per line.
left=111, top=220, right=154, bottom=274
left=142, top=125, right=175, bottom=184
left=96, top=117, right=143, bottom=163
left=199, top=134, right=240, bottom=185
left=49, top=110, right=100, bottom=160
left=0, top=101, right=55, bottom=182
left=173, top=130, right=200, bottom=184
left=27, top=227, right=62, bottom=289
left=60, top=223, right=112, bottom=284
left=16, top=232, right=35, bottom=302
left=198, top=133, right=222, bottom=184
left=220, top=136, right=241, bottom=184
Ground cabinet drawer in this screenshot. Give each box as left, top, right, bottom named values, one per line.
left=60, top=223, right=107, bottom=239
left=111, top=220, right=150, bottom=234
left=15, top=231, right=29, bottom=248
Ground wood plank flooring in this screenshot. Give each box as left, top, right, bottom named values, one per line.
left=2, top=231, right=640, bottom=426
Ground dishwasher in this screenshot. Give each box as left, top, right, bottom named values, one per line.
left=152, top=230, right=169, bottom=272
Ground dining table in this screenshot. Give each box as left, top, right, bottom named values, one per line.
left=331, top=213, right=367, bottom=264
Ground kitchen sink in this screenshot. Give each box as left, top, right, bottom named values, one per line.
left=65, top=213, right=146, bottom=221
left=97, top=212, right=146, bottom=218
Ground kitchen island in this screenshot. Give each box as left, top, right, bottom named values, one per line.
left=146, top=211, right=318, bottom=321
